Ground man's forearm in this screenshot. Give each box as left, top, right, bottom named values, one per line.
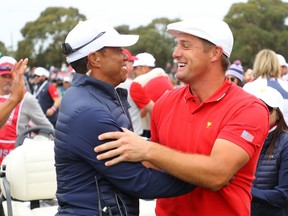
left=0, top=97, right=19, bottom=128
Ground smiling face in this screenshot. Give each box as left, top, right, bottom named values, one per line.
left=91, top=47, right=128, bottom=87
left=172, top=33, right=216, bottom=85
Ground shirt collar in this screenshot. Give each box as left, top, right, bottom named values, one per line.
left=183, top=80, right=232, bottom=104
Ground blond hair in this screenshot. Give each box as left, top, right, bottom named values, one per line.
left=253, top=49, right=281, bottom=79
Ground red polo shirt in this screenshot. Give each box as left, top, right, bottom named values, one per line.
left=151, top=81, right=269, bottom=216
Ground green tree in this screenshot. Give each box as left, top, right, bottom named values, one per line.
left=13, top=6, right=179, bottom=70
left=0, top=41, right=9, bottom=57
left=15, top=7, right=86, bottom=68
left=116, top=17, right=180, bottom=68
left=224, top=0, right=288, bottom=68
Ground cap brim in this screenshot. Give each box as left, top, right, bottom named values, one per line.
left=105, top=35, right=139, bottom=48
left=0, top=71, right=11, bottom=75
left=129, top=56, right=138, bottom=61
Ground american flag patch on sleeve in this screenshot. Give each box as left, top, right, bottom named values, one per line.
left=241, top=130, right=254, bottom=142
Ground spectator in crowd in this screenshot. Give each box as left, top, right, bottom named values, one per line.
left=0, top=57, right=28, bottom=128
left=63, top=76, right=72, bottom=90
left=131, top=52, right=174, bottom=138
left=33, top=67, right=61, bottom=127
left=118, top=49, right=144, bottom=135
left=95, top=18, right=270, bottom=216
left=244, top=68, right=255, bottom=84
left=244, top=86, right=288, bottom=216
left=243, top=49, right=288, bottom=127
left=276, top=53, right=288, bottom=80
left=225, top=59, right=244, bottom=87
left=55, top=19, right=194, bottom=216
left=0, top=56, right=53, bottom=164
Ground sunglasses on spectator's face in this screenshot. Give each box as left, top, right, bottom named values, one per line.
left=0, top=65, right=12, bottom=71
left=0, top=74, right=12, bottom=79
left=266, top=105, right=274, bottom=114
left=227, top=77, right=235, bottom=82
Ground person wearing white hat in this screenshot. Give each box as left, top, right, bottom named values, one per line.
left=55, top=19, right=195, bottom=216
left=277, top=53, right=288, bottom=79
left=95, top=18, right=270, bottom=216
left=33, top=66, right=60, bottom=127
left=244, top=86, right=288, bottom=216
left=0, top=58, right=28, bottom=128
left=130, top=52, right=174, bottom=138
left=244, top=49, right=288, bottom=126
left=0, top=56, right=53, bottom=164
left=0, top=57, right=28, bottom=128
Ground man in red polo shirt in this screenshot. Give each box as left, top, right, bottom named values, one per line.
left=95, top=19, right=269, bottom=216
left=131, top=52, right=174, bottom=138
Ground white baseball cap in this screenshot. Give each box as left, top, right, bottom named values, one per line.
left=0, top=56, right=17, bottom=75
left=133, top=52, right=156, bottom=67
left=277, top=54, right=288, bottom=67
left=63, top=76, right=71, bottom=82
left=167, top=19, right=234, bottom=58
left=244, top=86, right=286, bottom=123
left=62, top=19, right=139, bottom=63
left=34, top=67, right=50, bottom=78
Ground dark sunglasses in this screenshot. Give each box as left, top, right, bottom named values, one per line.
left=227, top=77, right=235, bottom=82
left=0, top=65, right=12, bottom=71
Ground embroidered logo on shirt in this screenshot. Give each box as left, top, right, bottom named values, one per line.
left=206, top=121, right=212, bottom=128
left=241, top=130, right=254, bottom=142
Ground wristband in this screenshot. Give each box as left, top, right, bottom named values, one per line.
left=51, top=106, right=57, bottom=112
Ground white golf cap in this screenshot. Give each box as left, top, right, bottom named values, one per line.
left=63, top=19, right=139, bottom=63
left=167, top=19, right=234, bottom=58
left=277, top=54, right=288, bottom=67
left=244, top=85, right=286, bottom=123
left=34, top=67, right=50, bottom=78
left=133, top=52, right=156, bottom=67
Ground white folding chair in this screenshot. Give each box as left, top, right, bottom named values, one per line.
left=0, top=128, right=58, bottom=216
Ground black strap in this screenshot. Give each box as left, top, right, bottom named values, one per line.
left=2, top=173, right=12, bottom=216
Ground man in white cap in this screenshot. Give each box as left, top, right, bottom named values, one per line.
left=0, top=57, right=28, bottom=128
left=0, top=56, right=53, bottom=164
left=130, top=52, right=174, bottom=138
left=33, top=66, right=60, bottom=127
left=55, top=19, right=195, bottom=216
left=95, top=18, right=270, bottom=215
left=277, top=53, right=288, bottom=79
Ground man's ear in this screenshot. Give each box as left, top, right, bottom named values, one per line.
left=211, top=46, right=223, bottom=62
left=88, top=52, right=100, bottom=67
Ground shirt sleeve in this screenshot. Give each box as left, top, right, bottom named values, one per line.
left=130, top=82, right=151, bottom=109
left=48, top=84, right=60, bottom=99
left=68, top=107, right=195, bottom=199
left=20, top=93, right=54, bottom=133
left=218, top=101, right=269, bottom=158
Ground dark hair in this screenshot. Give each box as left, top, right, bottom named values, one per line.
left=70, top=56, right=88, bottom=74
left=267, top=108, right=288, bottom=157
left=200, top=38, right=230, bottom=72
left=69, top=47, right=107, bottom=74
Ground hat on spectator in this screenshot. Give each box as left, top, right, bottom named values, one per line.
left=167, top=19, right=234, bottom=58
left=62, top=19, right=139, bottom=63
left=123, top=49, right=138, bottom=62
left=133, top=52, right=155, bottom=67
left=63, top=76, right=71, bottom=83
left=277, top=54, right=288, bottom=67
left=225, top=60, right=244, bottom=81
left=244, top=86, right=286, bottom=123
left=34, top=67, right=50, bottom=78
left=0, top=56, right=17, bottom=76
